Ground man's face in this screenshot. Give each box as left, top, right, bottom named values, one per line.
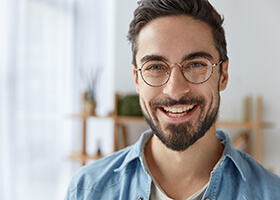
left=133, top=15, right=228, bottom=151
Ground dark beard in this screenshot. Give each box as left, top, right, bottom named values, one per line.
left=142, top=93, right=220, bottom=151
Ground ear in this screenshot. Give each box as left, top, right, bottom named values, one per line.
left=132, top=64, right=140, bottom=93
left=219, top=60, right=229, bottom=91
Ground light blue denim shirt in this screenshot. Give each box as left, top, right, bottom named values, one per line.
left=65, top=130, right=280, bottom=200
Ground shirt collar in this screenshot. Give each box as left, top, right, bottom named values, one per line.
left=114, top=130, right=153, bottom=172
left=216, top=130, right=247, bottom=181
left=115, top=129, right=247, bottom=181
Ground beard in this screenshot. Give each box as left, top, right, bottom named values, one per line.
left=142, top=92, right=220, bottom=151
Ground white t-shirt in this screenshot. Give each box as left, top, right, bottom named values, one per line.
left=150, top=179, right=209, bottom=200
left=140, top=152, right=209, bottom=200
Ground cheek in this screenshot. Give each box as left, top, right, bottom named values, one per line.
left=211, top=69, right=222, bottom=90
left=206, top=84, right=220, bottom=109
left=138, top=84, right=161, bottom=111
left=197, top=79, right=220, bottom=106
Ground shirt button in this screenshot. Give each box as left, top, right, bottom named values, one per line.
left=205, top=198, right=211, bottom=200
left=138, top=197, right=144, bottom=200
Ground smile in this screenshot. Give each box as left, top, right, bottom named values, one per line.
left=162, top=105, right=195, bottom=117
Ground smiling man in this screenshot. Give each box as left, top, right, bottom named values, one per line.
left=65, top=0, right=280, bottom=199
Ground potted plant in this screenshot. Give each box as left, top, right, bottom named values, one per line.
left=81, top=66, right=102, bottom=115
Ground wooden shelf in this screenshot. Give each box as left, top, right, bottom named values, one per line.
left=68, top=93, right=147, bottom=166
left=70, top=113, right=109, bottom=119
left=217, top=121, right=273, bottom=130
left=70, top=113, right=145, bottom=123
left=69, top=152, right=103, bottom=163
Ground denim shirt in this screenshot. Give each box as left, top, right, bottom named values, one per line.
left=65, top=130, right=280, bottom=200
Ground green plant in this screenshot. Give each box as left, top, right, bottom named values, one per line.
left=118, top=94, right=142, bottom=116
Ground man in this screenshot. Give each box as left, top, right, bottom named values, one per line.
left=65, top=0, right=280, bottom=199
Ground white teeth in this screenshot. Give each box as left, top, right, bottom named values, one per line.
left=168, top=113, right=186, bottom=117
left=163, top=105, right=195, bottom=114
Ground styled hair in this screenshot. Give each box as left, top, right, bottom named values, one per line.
left=127, top=0, right=228, bottom=66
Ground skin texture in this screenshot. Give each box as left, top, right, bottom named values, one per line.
left=133, top=15, right=229, bottom=199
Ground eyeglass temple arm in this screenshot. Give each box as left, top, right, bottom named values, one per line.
left=214, top=60, right=223, bottom=66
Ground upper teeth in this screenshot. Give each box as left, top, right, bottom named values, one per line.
left=163, top=105, right=194, bottom=113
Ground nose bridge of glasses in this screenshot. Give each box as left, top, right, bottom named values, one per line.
left=168, top=62, right=185, bottom=77
left=169, top=62, right=183, bottom=70
left=167, top=62, right=188, bottom=84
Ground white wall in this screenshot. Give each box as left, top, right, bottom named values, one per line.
left=114, top=0, right=280, bottom=175
left=114, top=0, right=138, bottom=94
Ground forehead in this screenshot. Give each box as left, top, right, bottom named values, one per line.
left=136, top=15, right=219, bottom=64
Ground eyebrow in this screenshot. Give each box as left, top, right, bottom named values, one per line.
left=140, top=55, right=167, bottom=64
left=183, top=51, right=214, bottom=61
left=139, top=51, right=214, bottom=65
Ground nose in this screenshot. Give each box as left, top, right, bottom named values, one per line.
left=162, top=64, right=191, bottom=99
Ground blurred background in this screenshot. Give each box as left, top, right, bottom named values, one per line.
left=0, top=0, right=280, bottom=199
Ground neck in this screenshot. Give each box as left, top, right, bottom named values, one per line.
left=144, top=125, right=224, bottom=199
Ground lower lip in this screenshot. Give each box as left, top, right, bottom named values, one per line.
left=159, top=105, right=199, bottom=123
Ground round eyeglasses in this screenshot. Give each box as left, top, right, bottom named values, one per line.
left=135, top=56, right=223, bottom=87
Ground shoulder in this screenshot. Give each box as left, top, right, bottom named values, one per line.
left=68, top=146, right=138, bottom=195
left=230, top=150, right=280, bottom=197
left=239, top=150, right=280, bottom=183
left=65, top=130, right=153, bottom=199
left=217, top=130, right=280, bottom=187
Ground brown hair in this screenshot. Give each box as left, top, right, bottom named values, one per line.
left=127, top=0, right=228, bottom=66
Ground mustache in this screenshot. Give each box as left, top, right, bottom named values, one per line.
left=151, top=96, right=205, bottom=108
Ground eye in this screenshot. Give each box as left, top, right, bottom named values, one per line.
left=148, top=64, right=165, bottom=70
left=143, top=61, right=169, bottom=71
left=187, top=62, right=206, bottom=68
